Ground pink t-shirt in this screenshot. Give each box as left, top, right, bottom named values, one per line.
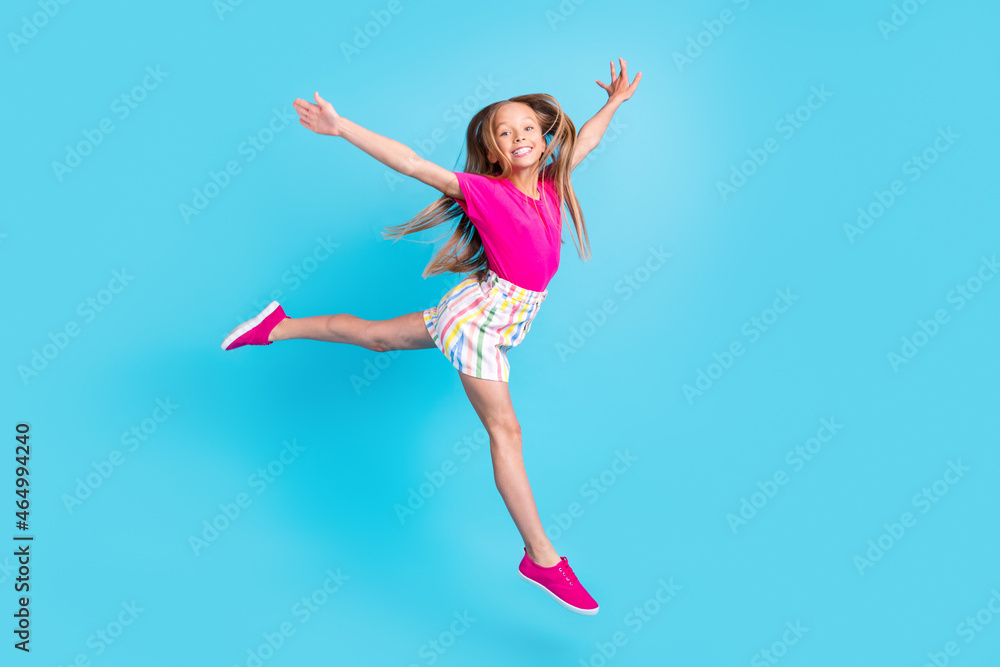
left=451, top=168, right=563, bottom=292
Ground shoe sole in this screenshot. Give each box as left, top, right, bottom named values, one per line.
left=221, top=301, right=281, bottom=350
left=517, top=570, right=599, bottom=616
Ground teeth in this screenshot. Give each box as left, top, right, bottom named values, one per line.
left=513, top=147, right=531, bottom=156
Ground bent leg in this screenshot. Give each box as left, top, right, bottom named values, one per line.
left=458, top=371, right=561, bottom=567
left=270, top=311, right=435, bottom=352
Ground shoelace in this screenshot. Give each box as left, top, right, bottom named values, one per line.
left=556, top=558, right=578, bottom=587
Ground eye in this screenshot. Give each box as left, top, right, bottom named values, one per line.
left=499, top=126, right=534, bottom=137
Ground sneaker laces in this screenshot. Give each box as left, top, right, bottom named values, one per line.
left=556, top=557, right=578, bottom=587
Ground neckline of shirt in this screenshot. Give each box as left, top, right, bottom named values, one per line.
left=501, top=174, right=545, bottom=201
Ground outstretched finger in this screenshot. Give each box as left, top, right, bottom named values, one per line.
left=293, top=98, right=315, bottom=114
left=596, top=78, right=609, bottom=92
left=620, top=57, right=627, bottom=82
left=610, top=60, right=616, bottom=82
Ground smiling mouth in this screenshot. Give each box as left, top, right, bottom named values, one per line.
left=512, top=146, right=533, bottom=157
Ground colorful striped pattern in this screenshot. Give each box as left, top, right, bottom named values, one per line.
left=423, top=269, right=548, bottom=382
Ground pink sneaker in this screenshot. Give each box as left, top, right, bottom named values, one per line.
left=517, top=548, right=599, bottom=615
left=221, top=301, right=289, bottom=351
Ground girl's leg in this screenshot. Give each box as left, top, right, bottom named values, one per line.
left=269, top=311, right=436, bottom=352
left=458, top=371, right=561, bottom=567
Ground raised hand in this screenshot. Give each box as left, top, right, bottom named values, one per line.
left=596, top=57, right=642, bottom=104
left=293, top=92, right=344, bottom=136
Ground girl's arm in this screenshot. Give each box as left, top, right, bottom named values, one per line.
left=573, top=100, right=620, bottom=168
left=293, top=92, right=462, bottom=199
left=571, top=58, right=642, bottom=171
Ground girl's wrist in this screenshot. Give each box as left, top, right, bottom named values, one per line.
left=333, top=116, right=353, bottom=137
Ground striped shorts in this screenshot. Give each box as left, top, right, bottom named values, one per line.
left=423, top=269, right=548, bottom=382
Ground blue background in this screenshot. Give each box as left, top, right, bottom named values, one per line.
left=3, top=0, right=998, bottom=665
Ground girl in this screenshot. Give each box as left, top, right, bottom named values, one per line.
left=221, top=58, right=641, bottom=616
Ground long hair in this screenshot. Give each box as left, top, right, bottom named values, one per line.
left=382, top=93, right=591, bottom=285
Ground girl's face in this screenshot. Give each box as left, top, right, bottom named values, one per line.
left=490, top=102, right=544, bottom=169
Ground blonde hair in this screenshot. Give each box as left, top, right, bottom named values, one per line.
left=382, top=93, right=591, bottom=284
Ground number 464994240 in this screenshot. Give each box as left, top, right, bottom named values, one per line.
left=15, top=423, right=30, bottom=526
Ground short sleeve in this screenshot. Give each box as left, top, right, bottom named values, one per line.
left=452, top=171, right=497, bottom=223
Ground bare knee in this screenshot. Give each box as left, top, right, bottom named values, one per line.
left=487, top=417, right=522, bottom=450
left=369, top=313, right=432, bottom=352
